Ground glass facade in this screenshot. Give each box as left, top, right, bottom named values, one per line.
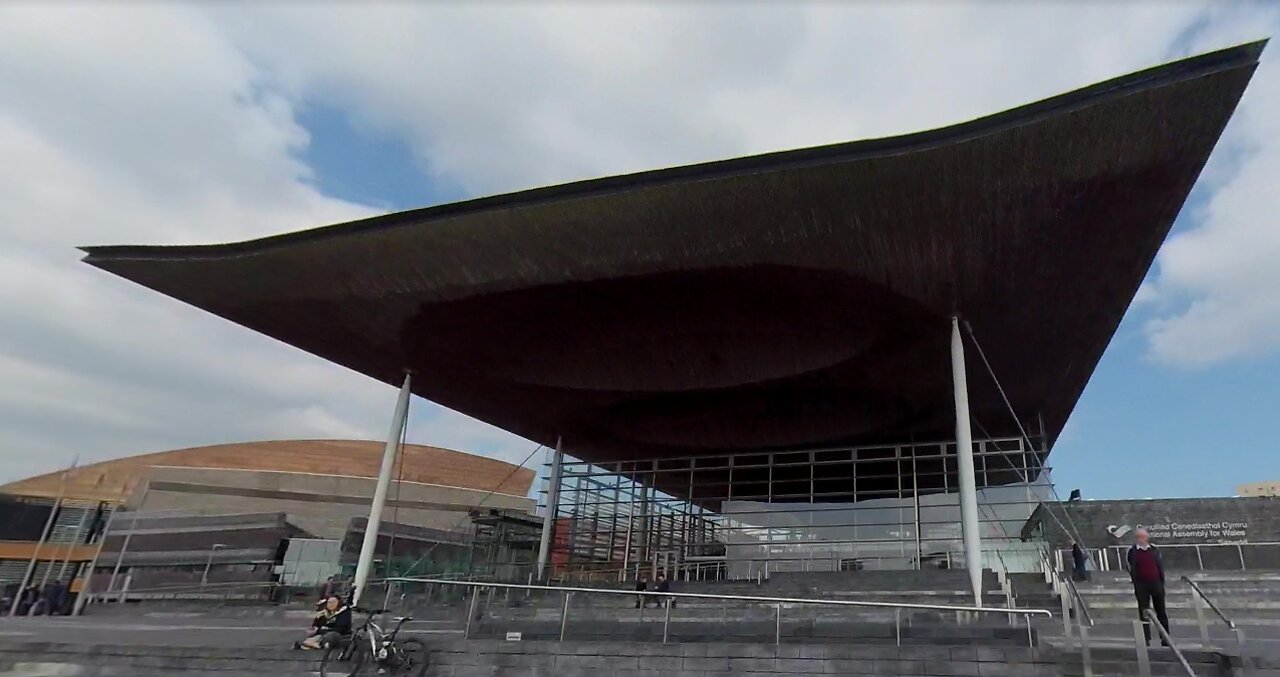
left=280, top=538, right=342, bottom=587
left=543, top=436, right=1053, bottom=580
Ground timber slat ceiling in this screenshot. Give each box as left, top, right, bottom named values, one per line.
left=80, top=43, right=1264, bottom=495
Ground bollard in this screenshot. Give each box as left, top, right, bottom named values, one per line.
left=1133, top=620, right=1152, bottom=677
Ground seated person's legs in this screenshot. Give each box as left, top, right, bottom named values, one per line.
left=297, top=629, right=324, bottom=650
left=321, top=631, right=346, bottom=649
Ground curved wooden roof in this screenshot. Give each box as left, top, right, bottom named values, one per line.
left=80, top=43, right=1264, bottom=494
left=0, top=439, right=535, bottom=503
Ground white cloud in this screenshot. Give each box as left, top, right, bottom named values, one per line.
left=0, top=4, right=504, bottom=481
left=217, top=4, right=1211, bottom=194
left=1144, top=7, right=1280, bottom=366
left=216, top=3, right=1280, bottom=368
left=1, top=2, right=1277, bottom=483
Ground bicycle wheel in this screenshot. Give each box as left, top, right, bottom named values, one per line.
left=345, top=642, right=373, bottom=676
left=318, top=644, right=348, bottom=677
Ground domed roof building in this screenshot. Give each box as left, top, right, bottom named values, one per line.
left=0, top=440, right=536, bottom=598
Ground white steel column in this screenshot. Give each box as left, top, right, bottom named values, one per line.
left=535, top=437, right=564, bottom=580
left=951, top=316, right=983, bottom=605
left=352, top=372, right=412, bottom=606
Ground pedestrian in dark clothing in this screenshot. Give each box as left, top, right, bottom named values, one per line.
left=17, top=586, right=38, bottom=616
left=1127, top=528, right=1170, bottom=645
left=654, top=573, right=672, bottom=608
left=319, top=576, right=338, bottom=601
left=1071, top=542, right=1090, bottom=582
left=47, top=581, right=67, bottom=615
left=633, top=576, right=647, bottom=609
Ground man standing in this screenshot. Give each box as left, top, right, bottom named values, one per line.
left=1126, top=528, right=1170, bottom=645
left=654, top=573, right=671, bottom=608
left=1071, top=542, right=1090, bottom=581
left=319, top=575, right=338, bottom=600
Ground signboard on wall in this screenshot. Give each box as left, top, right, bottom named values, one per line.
left=1106, top=520, right=1248, bottom=543
left=1035, top=498, right=1276, bottom=548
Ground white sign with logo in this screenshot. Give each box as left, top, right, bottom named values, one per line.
left=1107, top=520, right=1248, bottom=543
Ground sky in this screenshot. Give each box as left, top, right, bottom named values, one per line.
left=0, top=3, right=1277, bottom=499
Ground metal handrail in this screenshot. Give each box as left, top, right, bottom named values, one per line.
left=387, top=576, right=1052, bottom=618
left=1059, top=572, right=1094, bottom=628
left=82, top=580, right=289, bottom=606
left=1180, top=575, right=1236, bottom=630
left=1144, top=609, right=1196, bottom=677
left=111, top=580, right=282, bottom=594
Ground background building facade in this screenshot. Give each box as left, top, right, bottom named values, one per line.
left=0, top=440, right=535, bottom=605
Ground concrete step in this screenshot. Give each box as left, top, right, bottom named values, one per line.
left=469, top=618, right=1038, bottom=646
left=0, top=644, right=322, bottom=676
left=1, top=636, right=1260, bottom=677
left=426, top=638, right=1060, bottom=677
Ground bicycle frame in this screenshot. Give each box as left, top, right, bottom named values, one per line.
left=354, top=613, right=410, bottom=662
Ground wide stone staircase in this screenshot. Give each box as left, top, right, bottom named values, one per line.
left=1071, top=570, right=1280, bottom=623
left=2, top=568, right=1275, bottom=675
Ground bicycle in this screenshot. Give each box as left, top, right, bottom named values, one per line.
left=319, top=607, right=428, bottom=676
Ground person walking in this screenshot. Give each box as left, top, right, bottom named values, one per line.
left=654, top=573, right=672, bottom=609
left=633, top=574, right=648, bottom=609
left=1126, top=528, right=1170, bottom=645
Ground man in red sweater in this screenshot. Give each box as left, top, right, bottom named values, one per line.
left=1126, top=528, right=1170, bottom=645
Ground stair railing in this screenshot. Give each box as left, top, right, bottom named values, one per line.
left=1182, top=574, right=1250, bottom=669
left=1134, top=609, right=1196, bottom=677
left=390, top=576, right=1052, bottom=647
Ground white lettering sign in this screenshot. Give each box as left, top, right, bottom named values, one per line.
left=1108, top=519, right=1248, bottom=543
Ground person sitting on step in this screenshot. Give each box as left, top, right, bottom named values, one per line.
left=295, top=594, right=352, bottom=650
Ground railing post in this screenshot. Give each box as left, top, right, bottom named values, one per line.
left=1234, top=627, right=1251, bottom=673
left=1060, top=583, right=1074, bottom=651
left=1238, top=544, right=1246, bottom=570
left=1133, top=620, right=1152, bottom=677
left=1191, top=587, right=1211, bottom=651
left=1079, top=624, right=1094, bottom=677
left=559, top=591, right=571, bottom=642
left=662, top=597, right=672, bottom=644
left=464, top=586, right=480, bottom=639
left=775, top=604, right=781, bottom=645
left=894, top=608, right=901, bottom=647
left=1025, top=615, right=1034, bottom=650
left=1195, top=545, right=1204, bottom=570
